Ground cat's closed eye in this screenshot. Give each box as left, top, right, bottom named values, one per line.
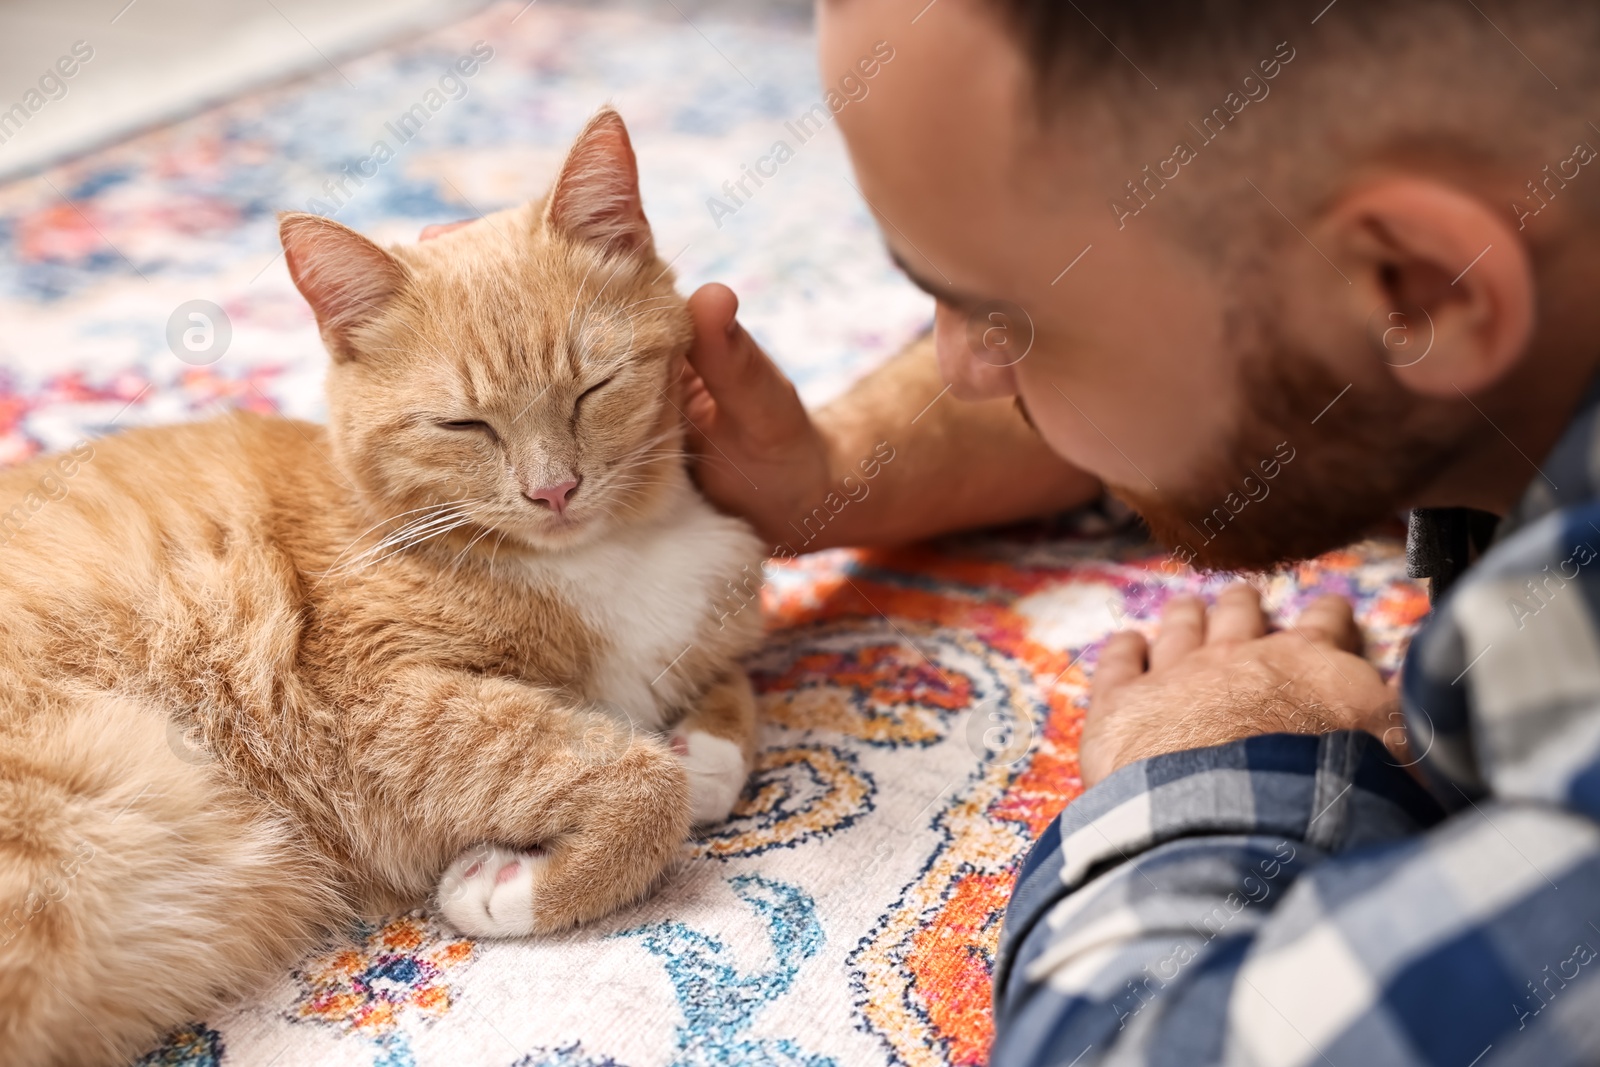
left=576, top=376, right=614, bottom=406
left=437, top=419, right=497, bottom=438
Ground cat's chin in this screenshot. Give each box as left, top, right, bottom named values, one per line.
left=506, top=512, right=610, bottom=553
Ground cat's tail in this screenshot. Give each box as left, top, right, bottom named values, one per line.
left=0, top=694, right=342, bottom=1067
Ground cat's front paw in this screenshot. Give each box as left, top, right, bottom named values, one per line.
left=670, top=729, right=747, bottom=826
left=436, top=844, right=546, bottom=937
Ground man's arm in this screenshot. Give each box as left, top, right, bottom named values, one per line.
left=678, top=283, right=1099, bottom=552
left=995, top=728, right=1600, bottom=1066
left=997, top=513, right=1600, bottom=1066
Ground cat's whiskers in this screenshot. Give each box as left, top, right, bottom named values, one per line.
left=581, top=425, right=691, bottom=514
left=635, top=426, right=683, bottom=447
left=595, top=472, right=661, bottom=490
left=616, top=426, right=683, bottom=457
left=608, top=441, right=681, bottom=464
left=354, top=505, right=474, bottom=555
left=486, top=529, right=510, bottom=579
left=317, top=498, right=477, bottom=581
left=599, top=459, right=677, bottom=482
left=582, top=477, right=662, bottom=522
left=618, top=294, right=676, bottom=313
left=345, top=516, right=478, bottom=573
left=446, top=521, right=499, bottom=575
left=328, top=504, right=485, bottom=576
left=365, top=507, right=478, bottom=551
left=601, top=435, right=686, bottom=477
left=587, top=485, right=656, bottom=526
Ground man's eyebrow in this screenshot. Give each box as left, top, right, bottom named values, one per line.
left=888, top=249, right=987, bottom=309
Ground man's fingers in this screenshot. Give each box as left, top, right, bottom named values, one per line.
left=1295, top=594, right=1362, bottom=654
left=685, top=283, right=807, bottom=444
left=681, top=284, right=739, bottom=441
left=1207, top=582, right=1268, bottom=644
left=1149, top=595, right=1206, bottom=671
left=687, top=281, right=740, bottom=345
left=1092, top=630, right=1149, bottom=705
left=678, top=365, right=717, bottom=426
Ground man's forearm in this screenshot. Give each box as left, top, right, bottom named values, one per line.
left=788, top=333, right=1100, bottom=553
left=994, top=733, right=1449, bottom=1067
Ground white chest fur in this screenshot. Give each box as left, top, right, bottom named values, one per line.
left=516, top=492, right=764, bottom=730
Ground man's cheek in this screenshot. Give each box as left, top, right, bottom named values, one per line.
left=1016, top=379, right=1116, bottom=477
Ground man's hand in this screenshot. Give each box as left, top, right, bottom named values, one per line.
left=679, top=283, right=835, bottom=550
left=1081, top=583, right=1405, bottom=788
left=680, top=283, right=1103, bottom=554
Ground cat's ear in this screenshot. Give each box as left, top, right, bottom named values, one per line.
left=279, top=212, right=409, bottom=362
left=542, top=106, right=654, bottom=258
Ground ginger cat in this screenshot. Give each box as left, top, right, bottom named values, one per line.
left=0, top=107, right=764, bottom=1067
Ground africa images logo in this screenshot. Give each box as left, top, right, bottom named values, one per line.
left=0, top=40, right=96, bottom=147
left=305, top=42, right=495, bottom=216
left=705, top=40, right=896, bottom=229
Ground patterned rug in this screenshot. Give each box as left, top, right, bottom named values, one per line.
left=0, top=2, right=1427, bottom=1064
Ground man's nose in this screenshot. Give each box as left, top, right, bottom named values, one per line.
left=523, top=476, right=581, bottom=514
left=934, top=301, right=1022, bottom=402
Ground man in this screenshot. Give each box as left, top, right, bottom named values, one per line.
left=675, top=0, right=1600, bottom=1063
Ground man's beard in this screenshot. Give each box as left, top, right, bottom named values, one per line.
left=1110, top=305, right=1469, bottom=572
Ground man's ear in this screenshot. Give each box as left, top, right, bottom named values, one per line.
left=542, top=106, right=654, bottom=258
left=279, top=212, right=409, bottom=362
left=1322, top=177, right=1536, bottom=397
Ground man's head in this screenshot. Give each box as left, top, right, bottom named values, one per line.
left=819, top=0, right=1600, bottom=569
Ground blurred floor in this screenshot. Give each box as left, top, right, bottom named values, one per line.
left=0, top=0, right=491, bottom=180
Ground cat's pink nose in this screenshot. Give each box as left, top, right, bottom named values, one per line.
left=524, top=477, right=580, bottom=514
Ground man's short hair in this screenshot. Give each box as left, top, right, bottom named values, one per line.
left=991, top=0, right=1600, bottom=241
left=992, top=0, right=1592, bottom=94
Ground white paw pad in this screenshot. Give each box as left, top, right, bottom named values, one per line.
left=671, top=729, right=747, bottom=826
left=436, top=844, right=545, bottom=937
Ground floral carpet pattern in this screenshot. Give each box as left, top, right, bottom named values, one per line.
left=0, top=2, right=1427, bottom=1064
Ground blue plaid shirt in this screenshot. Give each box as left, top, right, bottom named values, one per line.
left=993, top=390, right=1600, bottom=1067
